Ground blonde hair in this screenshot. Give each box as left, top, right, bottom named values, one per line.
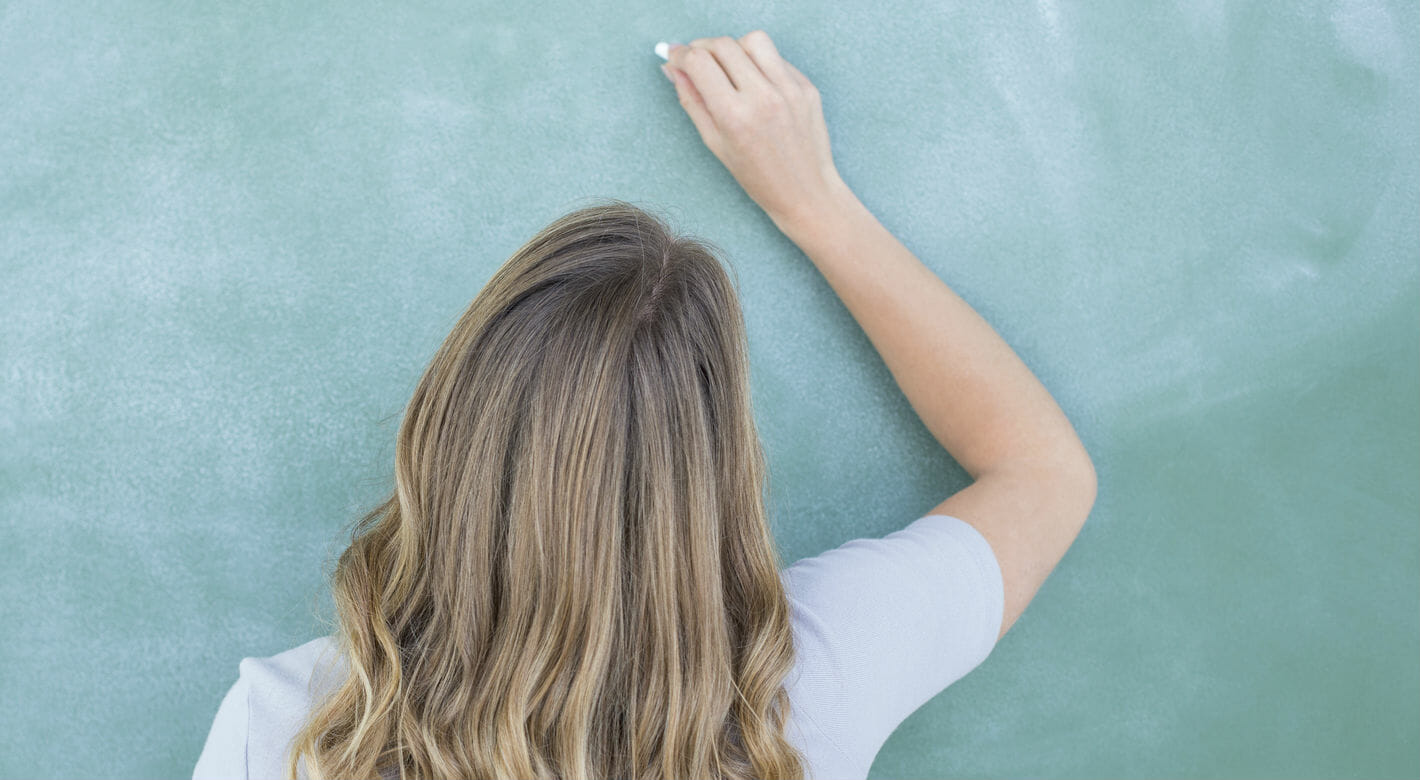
left=287, top=200, right=806, bottom=779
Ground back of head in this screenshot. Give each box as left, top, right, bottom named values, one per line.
left=288, top=199, right=806, bottom=780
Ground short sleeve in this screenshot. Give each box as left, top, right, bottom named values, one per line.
left=192, top=662, right=250, bottom=780
left=780, top=513, right=1005, bottom=767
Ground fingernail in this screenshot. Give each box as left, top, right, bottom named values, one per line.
left=660, top=63, right=675, bottom=84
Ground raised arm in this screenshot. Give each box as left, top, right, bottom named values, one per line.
left=774, top=184, right=1097, bottom=642
left=663, top=31, right=1097, bottom=642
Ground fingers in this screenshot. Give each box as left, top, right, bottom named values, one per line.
left=663, top=31, right=813, bottom=142
left=737, top=30, right=797, bottom=93
left=692, top=35, right=769, bottom=92
left=667, top=34, right=783, bottom=122
left=668, top=44, right=736, bottom=121
left=666, top=61, right=722, bottom=149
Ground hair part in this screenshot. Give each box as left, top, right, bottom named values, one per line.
left=287, top=199, right=806, bottom=779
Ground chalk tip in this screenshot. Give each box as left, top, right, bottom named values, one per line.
left=654, top=41, right=670, bottom=60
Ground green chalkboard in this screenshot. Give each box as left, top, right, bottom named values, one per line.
left=2, top=1, right=1416, bottom=778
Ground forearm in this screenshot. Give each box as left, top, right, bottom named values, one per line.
left=774, top=185, right=1092, bottom=482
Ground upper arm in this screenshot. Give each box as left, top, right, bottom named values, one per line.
left=192, top=663, right=250, bottom=780
left=928, top=460, right=1097, bottom=643
left=780, top=513, right=1007, bottom=767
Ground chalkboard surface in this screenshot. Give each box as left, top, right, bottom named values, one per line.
left=2, top=1, right=1416, bottom=778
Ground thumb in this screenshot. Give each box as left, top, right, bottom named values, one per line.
left=664, top=65, right=721, bottom=151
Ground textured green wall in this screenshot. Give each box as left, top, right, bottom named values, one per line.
left=2, top=1, right=1416, bottom=778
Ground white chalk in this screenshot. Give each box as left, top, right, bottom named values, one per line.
left=654, top=41, right=671, bottom=60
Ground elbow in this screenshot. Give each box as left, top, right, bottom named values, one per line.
left=1074, top=455, right=1098, bottom=522
left=992, top=445, right=1097, bottom=527
left=1041, top=442, right=1098, bottom=526
left=986, top=430, right=1098, bottom=525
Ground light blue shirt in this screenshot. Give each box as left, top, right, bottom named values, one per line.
left=193, top=514, right=1004, bottom=780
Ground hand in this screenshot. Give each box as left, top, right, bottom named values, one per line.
left=662, top=31, right=849, bottom=230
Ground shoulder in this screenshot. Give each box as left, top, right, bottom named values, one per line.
left=775, top=514, right=1004, bottom=775
left=240, top=635, right=344, bottom=695
left=240, top=636, right=347, bottom=779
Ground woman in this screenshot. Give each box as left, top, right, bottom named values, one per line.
left=193, top=31, right=1096, bottom=780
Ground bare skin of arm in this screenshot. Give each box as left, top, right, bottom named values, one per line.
left=774, top=185, right=1097, bottom=643
left=665, top=32, right=1097, bottom=642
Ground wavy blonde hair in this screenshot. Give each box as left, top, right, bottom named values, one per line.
left=287, top=200, right=806, bottom=779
